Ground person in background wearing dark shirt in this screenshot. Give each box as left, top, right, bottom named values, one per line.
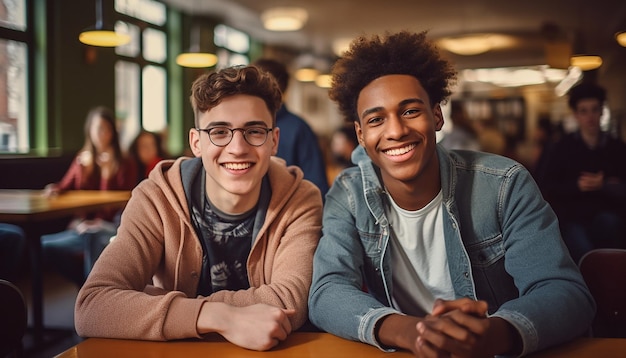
left=540, top=82, right=626, bottom=263
left=253, top=58, right=329, bottom=198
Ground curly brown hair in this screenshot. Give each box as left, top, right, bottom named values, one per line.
left=328, top=30, right=457, bottom=123
left=190, top=65, right=282, bottom=127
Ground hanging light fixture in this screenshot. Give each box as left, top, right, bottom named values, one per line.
left=292, top=53, right=318, bottom=82
left=176, top=25, right=218, bottom=68
left=261, top=7, right=308, bottom=31
left=616, top=31, right=626, bottom=47
left=437, top=33, right=516, bottom=56
left=315, top=74, right=332, bottom=88
left=570, top=54, right=603, bottom=71
left=569, top=30, right=602, bottom=71
left=79, top=0, right=130, bottom=47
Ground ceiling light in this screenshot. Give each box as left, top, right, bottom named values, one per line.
left=261, top=7, right=308, bottom=31
left=294, top=68, right=319, bottom=82
left=176, top=26, right=218, bottom=68
left=461, top=65, right=568, bottom=88
left=176, top=53, right=218, bottom=68
left=616, top=31, right=626, bottom=47
left=315, top=74, right=332, bottom=88
left=554, top=67, right=583, bottom=97
left=437, top=33, right=516, bottom=56
left=332, top=37, right=352, bottom=57
left=570, top=54, right=603, bottom=71
left=439, top=35, right=491, bottom=55
left=79, top=0, right=130, bottom=47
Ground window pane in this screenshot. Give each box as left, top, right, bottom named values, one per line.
left=115, top=0, right=166, bottom=26
left=143, top=28, right=166, bottom=63
left=214, top=24, right=250, bottom=54
left=115, top=21, right=140, bottom=57
left=0, top=39, right=28, bottom=152
left=228, top=53, right=249, bottom=67
left=0, top=0, right=26, bottom=31
left=142, top=65, right=166, bottom=132
left=216, top=48, right=248, bottom=70
left=115, top=61, right=140, bottom=150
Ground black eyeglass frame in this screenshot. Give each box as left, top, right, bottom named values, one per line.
left=195, top=126, right=274, bottom=147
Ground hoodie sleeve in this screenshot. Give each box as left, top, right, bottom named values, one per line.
left=75, top=159, right=207, bottom=341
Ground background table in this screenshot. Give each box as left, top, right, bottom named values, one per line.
left=0, top=189, right=131, bottom=345
left=56, top=333, right=626, bottom=358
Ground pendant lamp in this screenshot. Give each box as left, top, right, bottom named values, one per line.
left=79, top=0, right=130, bottom=47
left=570, top=55, right=603, bottom=71
left=176, top=25, right=218, bottom=68
left=569, top=30, right=602, bottom=71
left=261, top=7, right=308, bottom=32
left=616, top=31, right=626, bottom=47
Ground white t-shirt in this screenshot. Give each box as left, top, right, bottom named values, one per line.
left=385, top=190, right=455, bottom=316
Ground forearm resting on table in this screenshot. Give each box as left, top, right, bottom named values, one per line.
left=196, top=301, right=295, bottom=351
left=376, top=313, right=421, bottom=351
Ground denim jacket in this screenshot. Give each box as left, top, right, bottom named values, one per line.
left=309, top=145, right=595, bottom=356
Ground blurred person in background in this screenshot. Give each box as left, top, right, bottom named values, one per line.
left=253, top=58, right=329, bottom=198
left=327, top=124, right=359, bottom=183
left=128, top=130, right=168, bottom=185
left=475, top=117, right=506, bottom=156
left=540, top=82, right=626, bottom=263
left=438, top=101, right=480, bottom=151
left=42, top=106, right=137, bottom=286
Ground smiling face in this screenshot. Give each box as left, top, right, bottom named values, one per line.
left=356, top=74, right=443, bottom=207
left=189, top=94, right=279, bottom=214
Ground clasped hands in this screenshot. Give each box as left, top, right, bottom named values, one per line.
left=578, top=171, right=604, bottom=192
left=379, top=298, right=519, bottom=358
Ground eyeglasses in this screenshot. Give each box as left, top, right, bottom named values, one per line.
left=196, top=126, right=273, bottom=147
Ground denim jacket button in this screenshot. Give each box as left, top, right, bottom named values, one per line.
left=464, top=272, right=469, bottom=278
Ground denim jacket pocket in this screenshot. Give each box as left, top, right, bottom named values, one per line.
left=359, top=230, right=388, bottom=302
left=359, top=230, right=383, bottom=271
left=466, top=235, right=518, bottom=313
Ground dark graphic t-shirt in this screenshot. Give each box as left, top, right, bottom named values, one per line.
left=197, top=199, right=254, bottom=294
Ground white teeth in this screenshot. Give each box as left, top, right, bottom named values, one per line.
left=384, top=144, right=416, bottom=156
left=223, top=162, right=251, bottom=170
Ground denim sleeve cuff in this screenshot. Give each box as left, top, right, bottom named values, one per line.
left=490, top=309, right=537, bottom=358
left=359, top=307, right=404, bottom=352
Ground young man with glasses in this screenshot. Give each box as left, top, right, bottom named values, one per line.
left=75, top=65, right=323, bottom=351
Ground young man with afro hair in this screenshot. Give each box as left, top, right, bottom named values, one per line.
left=308, top=30, right=594, bottom=357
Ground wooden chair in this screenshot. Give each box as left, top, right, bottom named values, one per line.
left=578, top=248, right=626, bottom=338
left=0, top=279, right=28, bottom=357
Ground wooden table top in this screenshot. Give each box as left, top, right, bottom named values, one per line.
left=0, top=189, right=131, bottom=222
left=55, top=333, right=626, bottom=358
